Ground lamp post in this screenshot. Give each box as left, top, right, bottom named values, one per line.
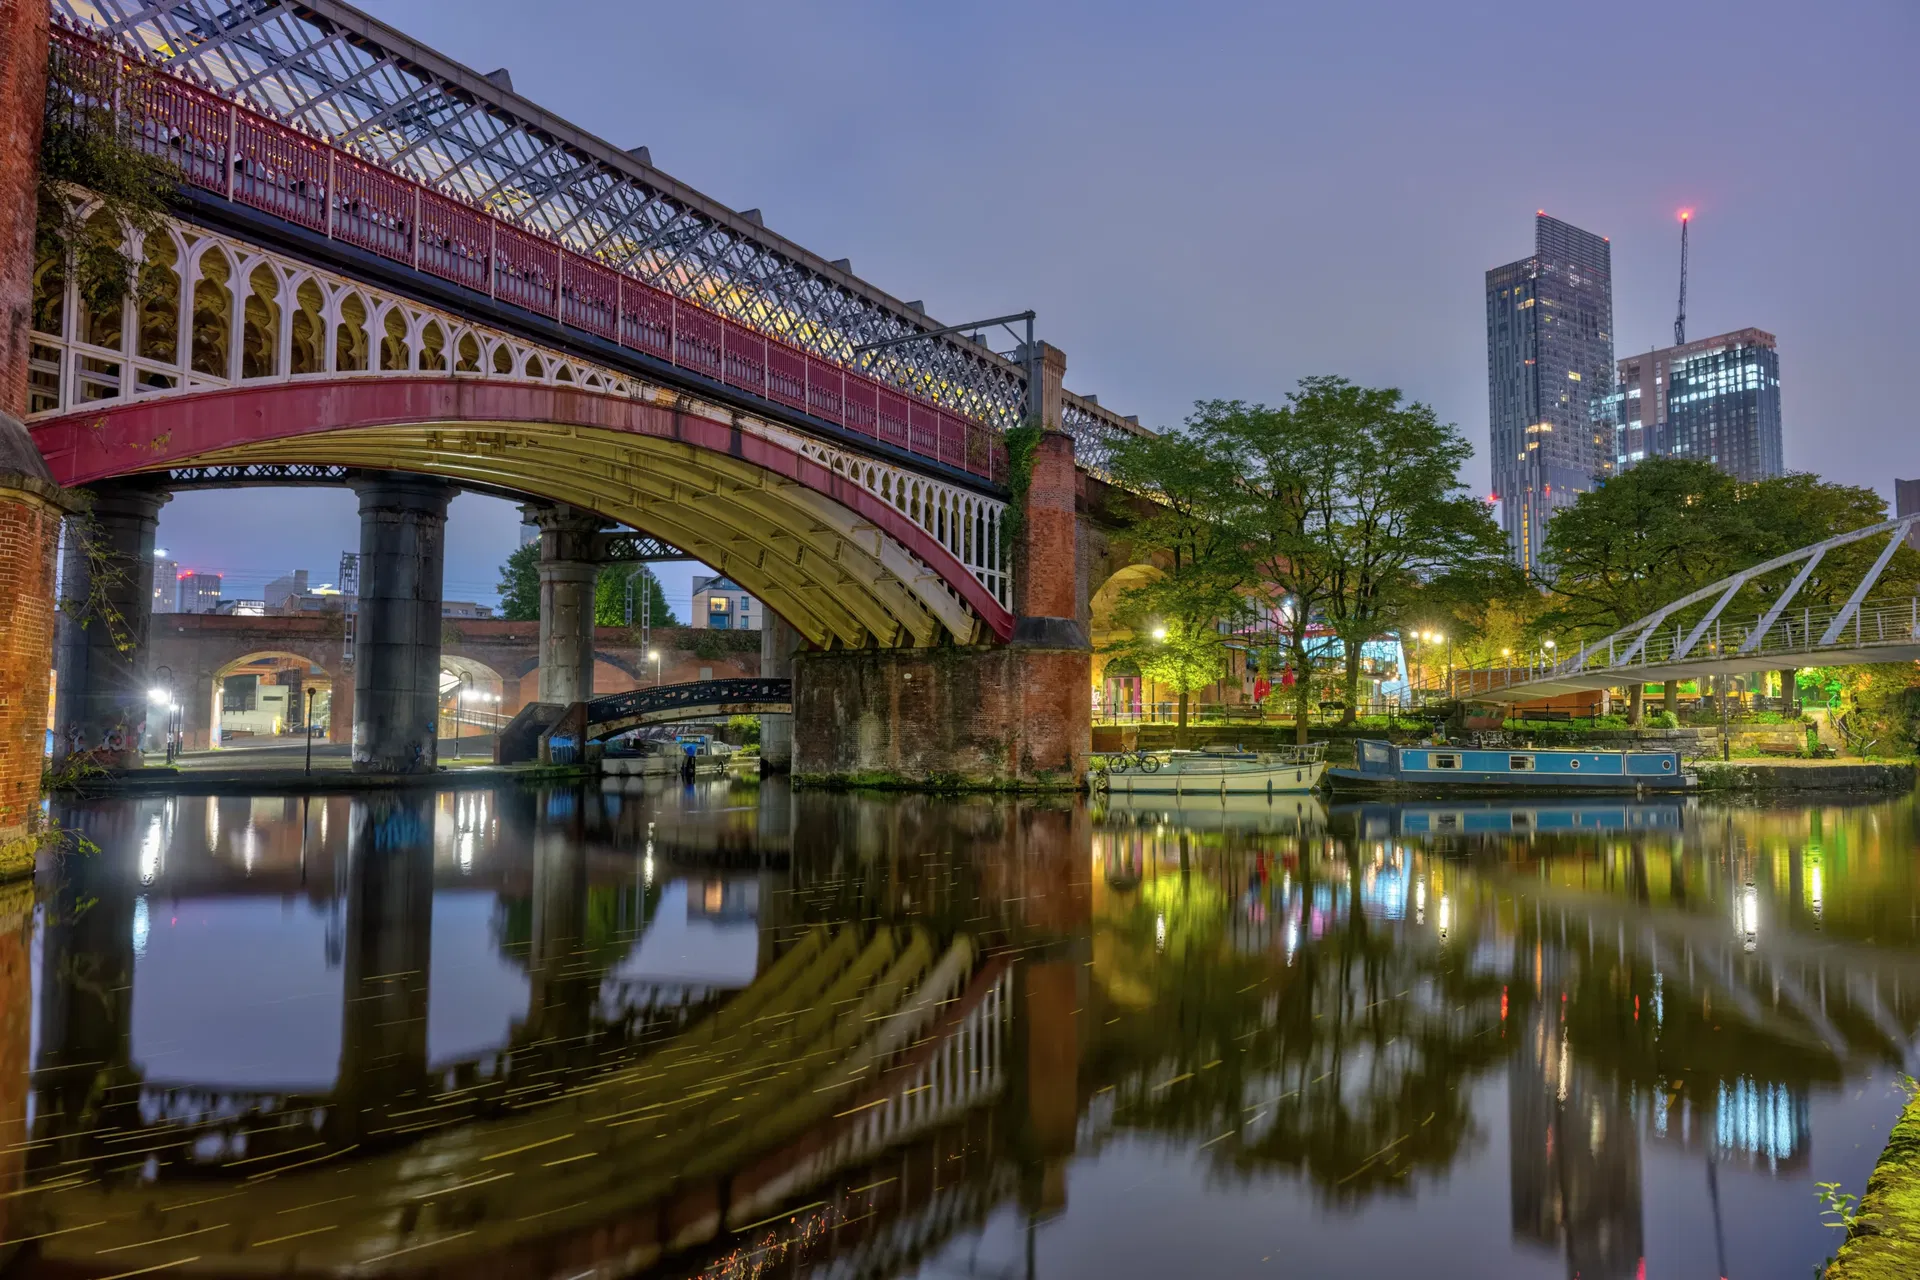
left=453, top=672, right=471, bottom=760
left=304, top=686, right=317, bottom=775
left=649, top=649, right=662, bottom=687
left=151, top=665, right=177, bottom=764
left=1150, top=625, right=1167, bottom=721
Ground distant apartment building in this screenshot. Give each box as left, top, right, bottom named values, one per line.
left=264, top=569, right=310, bottom=611
left=176, top=571, right=222, bottom=614
left=1897, top=478, right=1920, bottom=550
left=1599, top=328, right=1782, bottom=481
left=152, top=554, right=178, bottom=614
left=213, top=599, right=266, bottom=616
left=442, top=600, right=495, bottom=619
left=690, top=575, right=760, bottom=630
left=1486, top=212, right=1616, bottom=573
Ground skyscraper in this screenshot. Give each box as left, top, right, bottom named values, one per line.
left=1604, top=328, right=1781, bottom=481
left=152, top=553, right=178, bottom=615
left=1486, top=213, right=1615, bottom=572
left=176, top=571, right=222, bottom=614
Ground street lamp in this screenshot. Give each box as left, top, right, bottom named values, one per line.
left=649, top=649, right=662, bottom=687
left=305, top=686, right=317, bottom=775
left=150, top=664, right=177, bottom=764
left=451, top=672, right=472, bottom=760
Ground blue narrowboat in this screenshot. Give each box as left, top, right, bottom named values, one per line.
left=1325, top=739, right=1692, bottom=794
left=1341, top=800, right=1686, bottom=839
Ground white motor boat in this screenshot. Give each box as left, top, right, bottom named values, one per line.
left=1095, top=742, right=1327, bottom=796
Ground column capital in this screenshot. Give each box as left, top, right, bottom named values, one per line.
left=0, top=411, right=81, bottom=513
left=518, top=501, right=607, bottom=536
left=349, top=471, right=455, bottom=517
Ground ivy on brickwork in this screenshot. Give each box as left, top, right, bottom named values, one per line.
left=36, top=43, right=176, bottom=319
left=1, top=756, right=103, bottom=880
left=56, top=512, right=137, bottom=657
left=999, top=420, right=1043, bottom=567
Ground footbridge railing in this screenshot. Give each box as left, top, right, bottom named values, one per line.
left=586, top=677, right=792, bottom=739
left=1456, top=514, right=1920, bottom=703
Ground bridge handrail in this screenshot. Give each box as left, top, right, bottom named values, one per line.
left=47, top=24, right=1009, bottom=486
left=1447, top=514, right=1920, bottom=695
left=1451, top=593, right=1920, bottom=699
left=587, top=677, right=793, bottom=731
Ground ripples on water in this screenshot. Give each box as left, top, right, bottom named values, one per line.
left=1, top=780, right=1916, bottom=1278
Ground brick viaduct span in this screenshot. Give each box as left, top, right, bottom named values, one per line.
left=147, top=613, right=764, bottom=751
left=0, top=3, right=1147, bottom=823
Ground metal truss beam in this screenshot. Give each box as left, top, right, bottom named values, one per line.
left=53, top=0, right=1054, bottom=431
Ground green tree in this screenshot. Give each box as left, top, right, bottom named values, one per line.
left=595, top=564, right=678, bottom=628
left=1732, top=474, right=1920, bottom=712
left=1292, top=379, right=1505, bottom=720
left=1104, top=419, right=1251, bottom=744
left=1208, top=395, right=1342, bottom=743
left=1538, top=457, right=1746, bottom=636
left=1538, top=457, right=1749, bottom=721
left=496, top=542, right=540, bottom=622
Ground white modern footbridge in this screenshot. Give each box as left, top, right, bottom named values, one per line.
left=1458, top=514, right=1920, bottom=704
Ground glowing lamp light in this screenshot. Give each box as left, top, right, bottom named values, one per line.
left=1678, top=208, right=1694, bottom=222
left=148, top=687, right=169, bottom=703
left=1150, top=625, right=1168, bottom=642
left=647, top=650, right=661, bottom=661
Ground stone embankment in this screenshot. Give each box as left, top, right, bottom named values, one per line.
left=1827, top=1092, right=1920, bottom=1280
left=1693, top=760, right=1914, bottom=793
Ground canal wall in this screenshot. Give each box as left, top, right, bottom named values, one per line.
left=1693, top=760, right=1915, bottom=793
left=1828, top=1091, right=1920, bottom=1280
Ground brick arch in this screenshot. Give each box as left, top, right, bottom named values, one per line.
left=31, top=380, right=1012, bottom=650
left=146, top=618, right=347, bottom=751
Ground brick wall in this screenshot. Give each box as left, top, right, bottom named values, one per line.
left=0, top=0, right=49, bottom=416
left=0, top=492, right=59, bottom=863
left=0, top=883, right=27, bottom=1258
left=792, top=644, right=1089, bottom=789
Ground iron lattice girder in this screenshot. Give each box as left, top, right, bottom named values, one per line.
left=53, top=0, right=1042, bottom=430
left=597, top=532, right=690, bottom=564
left=585, top=678, right=792, bottom=740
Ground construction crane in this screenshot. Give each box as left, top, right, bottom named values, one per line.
left=1674, top=209, right=1692, bottom=346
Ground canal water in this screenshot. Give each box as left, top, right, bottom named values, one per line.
left=2, top=780, right=1916, bottom=1279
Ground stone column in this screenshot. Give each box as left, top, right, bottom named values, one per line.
left=758, top=611, right=800, bottom=771
left=32, top=799, right=141, bottom=1164
left=55, top=481, right=169, bottom=769
left=350, top=474, right=452, bottom=774
left=1007, top=343, right=1091, bottom=781
left=332, top=795, right=434, bottom=1147
left=524, top=503, right=604, bottom=707
left=787, top=344, right=1092, bottom=789
left=525, top=814, right=591, bottom=1046
left=1012, top=344, right=1085, bottom=647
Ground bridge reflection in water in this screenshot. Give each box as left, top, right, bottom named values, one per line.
left=3, top=787, right=1919, bottom=1278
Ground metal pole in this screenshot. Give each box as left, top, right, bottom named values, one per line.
left=305, top=687, right=315, bottom=775
left=1728, top=675, right=1743, bottom=767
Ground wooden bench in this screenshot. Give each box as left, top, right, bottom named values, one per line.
left=1756, top=740, right=1805, bottom=758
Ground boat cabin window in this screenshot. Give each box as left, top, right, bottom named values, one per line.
left=1509, top=754, right=1535, bottom=771
left=1431, top=753, right=1461, bottom=770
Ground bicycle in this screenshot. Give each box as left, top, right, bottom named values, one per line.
left=1094, top=749, right=1161, bottom=775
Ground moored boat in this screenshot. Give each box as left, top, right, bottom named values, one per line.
left=1097, top=743, right=1327, bottom=796
left=1324, top=739, right=1691, bottom=795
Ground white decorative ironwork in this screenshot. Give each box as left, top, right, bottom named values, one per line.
left=28, top=212, right=1011, bottom=610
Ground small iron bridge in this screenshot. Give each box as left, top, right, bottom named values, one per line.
left=586, top=677, right=792, bottom=739
left=1460, top=514, right=1920, bottom=704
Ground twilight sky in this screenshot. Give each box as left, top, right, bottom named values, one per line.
left=153, top=0, right=1920, bottom=611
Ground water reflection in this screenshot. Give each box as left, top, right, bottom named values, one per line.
left=0, top=784, right=1915, bottom=1277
